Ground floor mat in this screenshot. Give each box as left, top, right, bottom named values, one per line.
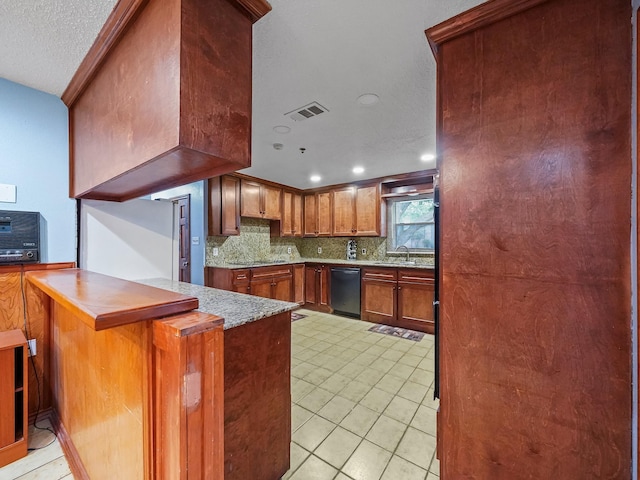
left=368, top=324, right=425, bottom=342
left=291, top=312, right=307, bottom=321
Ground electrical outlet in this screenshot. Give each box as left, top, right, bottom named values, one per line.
left=287, top=247, right=292, bottom=254
left=362, top=248, right=367, bottom=255
left=28, top=339, right=36, bottom=357
left=317, top=247, right=322, bottom=254
left=213, top=247, right=219, bottom=257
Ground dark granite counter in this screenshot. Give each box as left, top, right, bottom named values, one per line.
left=138, top=278, right=298, bottom=330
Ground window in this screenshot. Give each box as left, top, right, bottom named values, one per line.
left=387, top=194, right=435, bottom=252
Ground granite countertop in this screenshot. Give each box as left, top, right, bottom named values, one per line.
left=137, top=278, right=298, bottom=330
left=216, top=258, right=434, bottom=270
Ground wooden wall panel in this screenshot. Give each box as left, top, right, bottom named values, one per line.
left=51, top=303, right=150, bottom=479
left=224, top=312, right=291, bottom=480
left=0, top=263, right=73, bottom=416
left=431, top=0, right=632, bottom=477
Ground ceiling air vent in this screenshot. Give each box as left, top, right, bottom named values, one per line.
left=285, top=102, right=329, bottom=122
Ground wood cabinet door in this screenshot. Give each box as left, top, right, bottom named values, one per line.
left=240, top=180, right=262, bottom=218
left=332, top=188, right=355, bottom=236
left=272, top=276, right=293, bottom=302
left=355, top=185, right=380, bottom=236
left=293, top=264, right=305, bottom=305
left=292, top=194, right=303, bottom=237
left=317, top=193, right=333, bottom=236
left=303, top=195, right=317, bottom=236
left=249, top=277, right=273, bottom=299
left=221, top=176, right=241, bottom=235
left=281, top=191, right=293, bottom=236
left=319, top=265, right=329, bottom=307
left=361, top=278, right=396, bottom=324
left=304, top=266, right=318, bottom=304
left=397, top=280, right=434, bottom=334
left=262, top=185, right=282, bottom=220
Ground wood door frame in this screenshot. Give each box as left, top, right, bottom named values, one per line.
left=170, top=194, right=191, bottom=283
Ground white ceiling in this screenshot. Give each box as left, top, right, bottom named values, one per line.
left=0, top=0, right=486, bottom=190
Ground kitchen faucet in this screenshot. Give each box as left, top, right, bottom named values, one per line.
left=395, top=245, right=410, bottom=262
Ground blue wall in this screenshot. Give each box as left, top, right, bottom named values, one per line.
left=0, top=79, right=75, bottom=262
left=152, top=181, right=206, bottom=285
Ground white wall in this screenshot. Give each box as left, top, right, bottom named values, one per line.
left=0, top=78, right=75, bottom=262
left=80, top=199, right=176, bottom=281
left=152, top=181, right=206, bottom=285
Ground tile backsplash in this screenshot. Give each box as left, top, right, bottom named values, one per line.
left=205, top=218, right=434, bottom=266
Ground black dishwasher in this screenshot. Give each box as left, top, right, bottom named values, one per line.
left=330, top=267, right=361, bottom=318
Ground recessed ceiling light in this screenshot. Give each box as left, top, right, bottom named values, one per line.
left=353, top=166, right=365, bottom=174
left=310, top=175, right=321, bottom=182
left=357, top=93, right=379, bottom=106
left=273, top=125, right=291, bottom=134
left=421, top=153, right=436, bottom=162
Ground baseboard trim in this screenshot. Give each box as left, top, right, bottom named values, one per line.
left=49, top=410, right=90, bottom=480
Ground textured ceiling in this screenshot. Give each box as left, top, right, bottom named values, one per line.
left=0, top=0, right=486, bottom=190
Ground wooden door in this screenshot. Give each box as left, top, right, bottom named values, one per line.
left=293, top=264, right=305, bottom=305
left=304, top=266, right=318, bottom=305
left=361, top=268, right=396, bottom=324
left=427, top=0, right=632, bottom=477
left=397, top=280, right=434, bottom=334
left=355, top=185, right=380, bottom=236
left=332, top=188, right=355, bottom=236
left=272, top=275, right=292, bottom=302
left=220, top=176, right=240, bottom=235
left=249, top=277, right=272, bottom=299
left=174, top=195, right=191, bottom=283
left=262, top=185, right=282, bottom=220
left=292, top=194, right=303, bottom=237
left=317, top=193, right=333, bottom=236
left=318, top=265, right=330, bottom=307
left=281, top=191, right=293, bottom=236
left=240, top=180, right=262, bottom=218
left=303, top=195, right=317, bottom=236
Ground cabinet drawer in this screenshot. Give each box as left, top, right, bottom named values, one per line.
left=232, top=269, right=251, bottom=284
left=362, top=268, right=397, bottom=281
left=398, top=269, right=434, bottom=284
left=250, top=265, right=293, bottom=280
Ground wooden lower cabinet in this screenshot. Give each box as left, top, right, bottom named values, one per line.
left=304, top=264, right=330, bottom=312
left=362, top=268, right=434, bottom=333
left=0, top=330, right=28, bottom=468
left=206, top=265, right=293, bottom=302
left=293, top=264, right=305, bottom=305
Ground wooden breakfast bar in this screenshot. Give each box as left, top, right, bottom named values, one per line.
left=22, top=268, right=296, bottom=480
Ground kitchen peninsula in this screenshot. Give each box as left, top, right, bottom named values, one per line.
left=23, top=267, right=296, bottom=480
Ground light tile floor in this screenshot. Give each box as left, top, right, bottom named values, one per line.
left=0, top=309, right=439, bottom=480
left=0, top=418, right=73, bottom=479
left=285, top=309, right=439, bottom=480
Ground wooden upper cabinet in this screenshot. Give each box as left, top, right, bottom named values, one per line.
left=317, top=192, right=332, bottom=236
left=240, top=180, right=282, bottom=220
left=355, top=185, right=381, bottom=236
left=66, top=0, right=271, bottom=201
left=331, top=184, right=381, bottom=236
left=303, top=195, right=317, bottom=236
left=304, top=192, right=332, bottom=237
left=332, top=188, right=356, bottom=236
left=279, top=191, right=303, bottom=237
left=208, top=176, right=240, bottom=236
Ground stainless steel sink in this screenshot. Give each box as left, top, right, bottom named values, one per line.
left=374, top=261, right=416, bottom=266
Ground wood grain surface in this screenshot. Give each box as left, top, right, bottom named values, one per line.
left=0, top=263, right=74, bottom=415
left=69, top=0, right=258, bottom=201
left=429, top=0, right=632, bottom=477
left=51, top=303, right=150, bottom=479
left=26, top=269, right=198, bottom=331
left=224, top=312, right=291, bottom=480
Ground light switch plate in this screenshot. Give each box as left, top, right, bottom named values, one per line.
left=28, top=339, right=36, bottom=357
left=213, top=247, right=219, bottom=256
left=0, top=184, right=17, bottom=203
left=192, top=236, right=200, bottom=245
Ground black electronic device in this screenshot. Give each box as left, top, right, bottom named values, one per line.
left=0, top=210, right=42, bottom=264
